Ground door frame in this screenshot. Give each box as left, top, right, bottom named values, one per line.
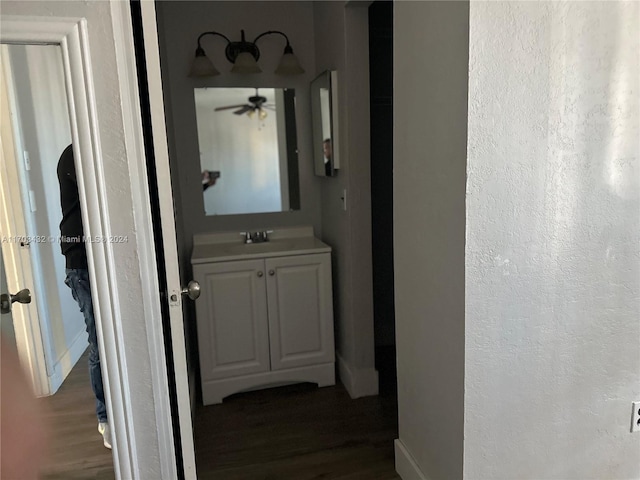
left=1, top=6, right=182, bottom=479
left=134, top=1, right=197, bottom=477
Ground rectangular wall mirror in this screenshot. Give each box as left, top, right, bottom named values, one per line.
left=194, top=87, right=300, bottom=216
left=311, top=70, right=339, bottom=177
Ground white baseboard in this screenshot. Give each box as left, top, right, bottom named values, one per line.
left=336, top=352, right=379, bottom=398
left=50, top=330, right=88, bottom=394
left=395, top=439, right=430, bottom=480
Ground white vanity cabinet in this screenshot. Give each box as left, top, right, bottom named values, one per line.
left=191, top=228, right=335, bottom=405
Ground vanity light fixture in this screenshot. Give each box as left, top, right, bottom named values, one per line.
left=189, top=29, right=305, bottom=77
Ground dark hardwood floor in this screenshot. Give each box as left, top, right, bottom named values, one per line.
left=194, top=347, right=399, bottom=480
left=39, top=351, right=114, bottom=480
left=194, top=380, right=399, bottom=480
left=39, top=350, right=399, bottom=480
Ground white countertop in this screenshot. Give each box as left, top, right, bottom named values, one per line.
left=191, top=226, right=331, bottom=264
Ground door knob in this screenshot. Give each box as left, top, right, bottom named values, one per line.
left=1, top=288, right=32, bottom=314
left=268, top=270, right=275, bottom=276
left=181, top=280, right=201, bottom=300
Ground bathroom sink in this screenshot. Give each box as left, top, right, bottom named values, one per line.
left=190, top=227, right=332, bottom=264
left=223, top=241, right=295, bottom=255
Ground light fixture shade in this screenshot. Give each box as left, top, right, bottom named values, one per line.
left=231, top=52, right=261, bottom=74
left=189, top=53, right=219, bottom=77
left=275, top=51, right=304, bottom=75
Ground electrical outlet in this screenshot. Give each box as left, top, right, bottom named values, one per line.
left=631, top=402, right=640, bottom=433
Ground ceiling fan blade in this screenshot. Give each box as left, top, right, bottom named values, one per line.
left=233, top=106, right=253, bottom=115
left=214, top=104, right=247, bottom=111
left=263, top=105, right=277, bottom=111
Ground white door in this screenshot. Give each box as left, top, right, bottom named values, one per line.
left=266, top=253, right=335, bottom=370
left=194, top=260, right=271, bottom=383
left=137, top=2, right=198, bottom=478
left=0, top=61, right=51, bottom=397
left=0, top=251, right=17, bottom=342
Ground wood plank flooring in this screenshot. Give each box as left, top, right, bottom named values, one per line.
left=38, top=351, right=399, bottom=479
left=193, top=379, right=400, bottom=480
left=39, top=352, right=115, bottom=480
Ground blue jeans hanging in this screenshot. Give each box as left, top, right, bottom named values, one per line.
left=64, top=268, right=107, bottom=423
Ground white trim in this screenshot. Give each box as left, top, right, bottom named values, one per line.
left=330, top=70, right=340, bottom=170
left=395, top=439, right=430, bottom=480
left=336, top=351, right=379, bottom=398
left=137, top=1, right=198, bottom=478
left=51, top=329, right=88, bottom=391
left=109, top=2, right=179, bottom=479
left=65, top=19, right=140, bottom=480
left=0, top=17, right=82, bottom=45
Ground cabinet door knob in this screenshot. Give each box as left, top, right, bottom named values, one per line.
left=257, top=271, right=264, bottom=277
left=268, top=270, right=275, bottom=276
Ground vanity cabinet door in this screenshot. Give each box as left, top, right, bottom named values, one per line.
left=193, top=259, right=270, bottom=381
left=265, top=253, right=335, bottom=370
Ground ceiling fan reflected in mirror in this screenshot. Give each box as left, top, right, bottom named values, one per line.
left=214, top=88, right=275, bottom=119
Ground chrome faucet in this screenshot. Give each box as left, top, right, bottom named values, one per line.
left=258, top=230, right=273, bottom=242
left=240, top=230, right=274, bottom=244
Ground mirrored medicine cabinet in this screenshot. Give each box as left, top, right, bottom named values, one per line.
left=310, top=70, right=339, bottom=177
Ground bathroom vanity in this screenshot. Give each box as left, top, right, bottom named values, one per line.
left=191, top=227, right=335, bottom=405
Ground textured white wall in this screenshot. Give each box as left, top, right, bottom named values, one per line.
left=393, top=1, right=469, bottom=478
left=465, top=2, right=640, bottom=478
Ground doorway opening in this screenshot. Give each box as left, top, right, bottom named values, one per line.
left=136, top=0, right=400, bottom=477
left=369, top=0, right=396, bottom=393
left=0, top=43, right=115, bottom=478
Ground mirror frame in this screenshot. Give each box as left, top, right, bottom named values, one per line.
left=311, top=70, right=339, bottom=177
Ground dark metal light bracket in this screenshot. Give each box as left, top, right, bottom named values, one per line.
left=223, top=30, right=292, bottom=63
left=225, top=35, right=260, bottom=63
left=195, top=29, right=296, bottom=65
